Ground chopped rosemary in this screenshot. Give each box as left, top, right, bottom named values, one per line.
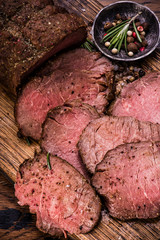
left=47, top=152, right=51, bottom=170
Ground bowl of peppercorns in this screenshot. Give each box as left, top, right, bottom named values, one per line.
left=92, top=1, right=160, bottom=61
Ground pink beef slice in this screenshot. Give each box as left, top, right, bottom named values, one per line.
left=78, top=115, right=160, bottom=174
left=41, top=100, right=99, bottom=178
left=0, top=0, right=87, bottom=95
left=109, top=71, right=160, bottom=124
left=15, top=48, right=114, bottom=140
left=15, top=153, right=101, bottom=237
left=92, top=141, right=160, bottom=220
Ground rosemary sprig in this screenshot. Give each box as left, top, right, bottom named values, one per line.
left=47, top=152, right=51, bottom=170
left=103, top=12, right=142, bottom=54
left=103, top=20, right=129, bottom=42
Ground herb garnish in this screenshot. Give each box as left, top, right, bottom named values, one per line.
left=81, top=39, right=95, bottom=52
left=26, top=137, right=31, bottom=146
left=103, top=12, right=142, bottom=54
left=47, top=152, right=51, bottom=170
left=133, top=20, right=142, bottom=43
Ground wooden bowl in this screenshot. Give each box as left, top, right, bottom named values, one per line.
left=92, top=1, right=160, bottom=61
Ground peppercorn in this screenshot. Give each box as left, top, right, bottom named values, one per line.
left=127, top=43, right=138, bottom=53
left=128, top=76, right=135, bottom=82
left=140, top=31, right=146, bottom=36
left=117, top=20, right=122, bottom=24
left=142, top=22, right=149, bottom=31
left=134, top=41, right=142, bottom=48
left=137, top=26, right=144, bottom=32
left=132, top=32, right=137, bottom=38
left=105, top=41, right=110, bottom=47
left=139, top=69, right=145, bottom=77
left=135, top=22, right=141, bottom=27
left=141, top=39, right=148, bottom=47
left=104, top=22, right=113, bottom=30
left=127, top=30, right=133, bottom=36
left=140, top=35, right=145, bottom=40
left=116, top=13, right=121, bottom=20
left=127, top=36, right=134, bottom=43
left=139, top=46, right=145, bottom=52
left=111, top=48, right=118, bottom=54
left=128, top=51, right=134, bottom=57
left=121, top=16, right=127, bottom=21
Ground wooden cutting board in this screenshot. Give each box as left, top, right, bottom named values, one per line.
left=0, top=0, right=160, bottom=239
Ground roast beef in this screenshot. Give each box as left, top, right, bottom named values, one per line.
left=78, top=115, right=160, bottom=173
left=0, top=0, right=87, bottom=95
left=15, top=48, right=114, bottom=140
left=15, top=152, right=101, bottom=236
left=92, top=141, right=160, bottom=220
left=41, top=100, right=99, bottom=178
left=109, top=71, right=160, bottom=124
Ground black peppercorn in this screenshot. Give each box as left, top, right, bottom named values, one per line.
left=139, top=69, right=145, bottom=77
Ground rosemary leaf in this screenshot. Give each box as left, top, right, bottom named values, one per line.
left=106, top=19, right=130, bottom=34
left=81, top=40, right=93, bottom=52
left=47, top=152, right=52, bottom=170
left=133, top=20, right=142, bottom=43
left=124, top=28, right=128, bottom=52
left=86, top=39, right=95, bottom=47
left=103, top=24, right=126, bottom=41
left=118, top=31, right=126, bottom=52
left=26, top=137, right=31, bottom=146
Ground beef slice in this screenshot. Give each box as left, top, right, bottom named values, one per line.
left=15, top=152, right=101, bottom=236
left=92, top=141, right=160, bottom=220
left=41, top=100, right=99, bottom=178
left=15, top=48, right=114, bottom=140
left=0, top=0, right=87, bottom=94
left=78, top=115, right=160, bottom=173
left=109, top=71, right=160, bottom=124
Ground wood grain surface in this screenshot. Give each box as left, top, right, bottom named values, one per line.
left=0, top=0, right=160, bottom=239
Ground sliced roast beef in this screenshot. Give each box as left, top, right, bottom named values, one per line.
left=92, top=141, right=160, bottom=220
left=15, top=48, right=114, bottom=140
left=41, top=100, right=99, bottom=178
left=15, top=153, right=101, bottom=236
left=109, top=71, right=160, bottom=124
left=0, top=0, right=87, bottom=95
left=78, top=115, right=160, bottom=173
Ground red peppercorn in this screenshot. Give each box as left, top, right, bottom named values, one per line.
left=137, top=26, right=144, bottom=32
left=139, top=47, right=145, bottom=52
left=132, top=32, right=137, bottom=38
